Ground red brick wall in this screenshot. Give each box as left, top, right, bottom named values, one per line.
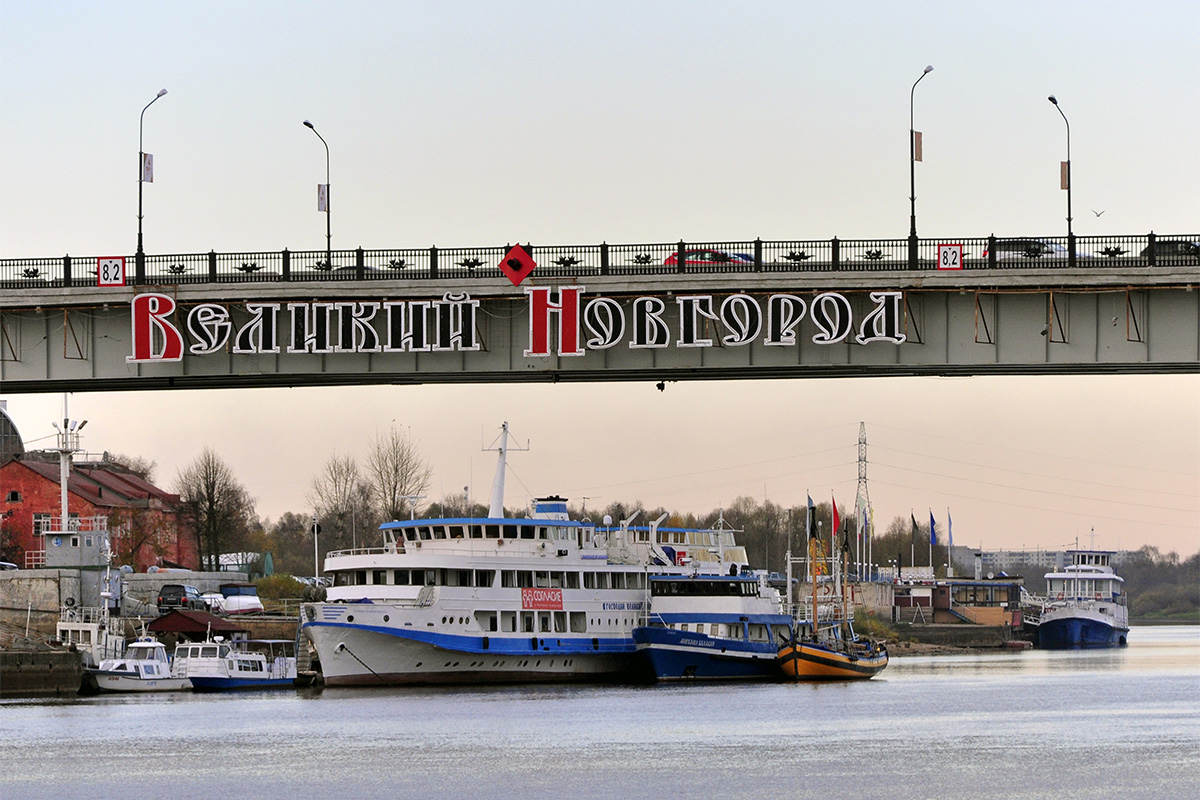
left=0, top=461, right=197, bottom=570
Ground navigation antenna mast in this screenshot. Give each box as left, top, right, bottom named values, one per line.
left=484, top=421, right=529, bottom=518
left=854, top=422, right=873, bottom=580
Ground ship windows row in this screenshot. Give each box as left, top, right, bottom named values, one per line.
left=331, top=568, right=647, bottom=590
left=397, top=524, right=572, bottom=542
left=473, top=610, right=589, bottom=633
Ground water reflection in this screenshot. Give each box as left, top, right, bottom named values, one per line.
left=2, top=626, right=1197, bottom=800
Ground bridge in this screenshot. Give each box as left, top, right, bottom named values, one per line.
left=1, top=232, right=1197, bottom=393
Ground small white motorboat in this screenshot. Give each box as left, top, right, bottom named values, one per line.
left=83, top=636, right=189, bottom=693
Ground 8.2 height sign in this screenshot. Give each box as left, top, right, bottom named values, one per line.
left=97, top=257, right=127, bottom=287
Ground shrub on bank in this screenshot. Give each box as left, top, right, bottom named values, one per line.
left=854, top=608, right=900, bottom=642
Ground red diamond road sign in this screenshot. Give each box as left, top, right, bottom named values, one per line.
left=499, top=244, right=537, bottom=286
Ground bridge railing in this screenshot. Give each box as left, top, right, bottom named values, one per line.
left=2, top=233, right=1196, bottom=289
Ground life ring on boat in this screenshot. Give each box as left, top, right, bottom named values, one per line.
left=64, top=597, right=76, bottom=608
left=1056, top=593, right=1063, bottom=600
left=1094, top=592, right=1101, bottom=601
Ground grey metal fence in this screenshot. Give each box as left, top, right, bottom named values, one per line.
left=3, top=233, right=1196, bottom=289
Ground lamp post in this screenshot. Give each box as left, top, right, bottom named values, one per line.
left=137, top=88, right=168, bottom=283
left=908, top=65, right=933, bottom=269
left=1048, top=95, right=1075, bottom=266
left=303, top=119, right=332, bottom=268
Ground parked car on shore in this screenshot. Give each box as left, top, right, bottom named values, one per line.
left=156, top=583, right=206, bottom=611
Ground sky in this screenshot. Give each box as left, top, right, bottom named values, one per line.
left=1, top=1, right=1197, bottom=557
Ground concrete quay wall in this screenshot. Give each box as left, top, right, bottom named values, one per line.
left=0, top=648, right=82, bottom=698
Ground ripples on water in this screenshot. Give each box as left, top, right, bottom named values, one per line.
left=3, top=626, right=1197, bottom=800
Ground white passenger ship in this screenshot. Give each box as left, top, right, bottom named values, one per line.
left=301, top=423, right=748, bottom=686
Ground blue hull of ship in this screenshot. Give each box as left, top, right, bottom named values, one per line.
left=189, top=677, right=295, bottom=691
left=1037, top=617, right=1128, bottom=649
left=632, top=628, right=781, bottom=681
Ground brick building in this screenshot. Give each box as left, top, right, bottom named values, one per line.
left=0, top=454, right=198, bottom=571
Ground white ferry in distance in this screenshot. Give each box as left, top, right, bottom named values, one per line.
left=1036, top=549, right=1129, bottom=648
left=301, top=423, right=749, bottom=686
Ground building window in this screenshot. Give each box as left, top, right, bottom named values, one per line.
left=4, top=491, right=19, bottom=502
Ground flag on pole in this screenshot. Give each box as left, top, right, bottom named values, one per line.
left=929, top=510, right=937, bottom=546
left=141, top=153, right=154, bottom=182
left=317, top=183, right=329, bottom=212
left=832, top=495, right=840, bottom=535
left=806, top=494, right=815, bottom=539
left=914, top=130, right=923, bottom=162
left=948, top=509, right=954, bottom=549
left=910, top=512, right=918, bottom=546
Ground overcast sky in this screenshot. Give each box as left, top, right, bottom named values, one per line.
left=1, top=2, right=1197, bottom=557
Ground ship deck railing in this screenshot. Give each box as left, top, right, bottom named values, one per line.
left=325, top=543, right=623, bottom=560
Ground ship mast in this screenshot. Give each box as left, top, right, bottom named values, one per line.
left=484, top=422, right=528, bottom=518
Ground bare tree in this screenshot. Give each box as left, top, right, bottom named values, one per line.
left=104, top=451, right=157, bottom=482
left=366, top=426, right=432, bottom=522
left=175, top=448, right=256, bottom=571
left=307, top=453, right=382, bottom=550
left=307, top=453, right=361, bottom=521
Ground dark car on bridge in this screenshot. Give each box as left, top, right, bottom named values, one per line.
left=1141, top=239, right=1200, bottom=262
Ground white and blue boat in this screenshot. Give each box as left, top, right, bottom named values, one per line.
left=173, top=637, right=298, bottom=691
left=1036, top=550, right=1129, bottom=648
left=301, top=423, right=749, bottom=686
left=632, top=573, right=792, bottom=680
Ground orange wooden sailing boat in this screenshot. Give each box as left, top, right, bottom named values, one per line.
left=778, top=524, right=888, bottom=680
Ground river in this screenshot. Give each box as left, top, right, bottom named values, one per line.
left=2, top=625, right=1197, bottom=799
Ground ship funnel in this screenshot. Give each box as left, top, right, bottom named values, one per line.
left=533, top=496, right=570, bottom=521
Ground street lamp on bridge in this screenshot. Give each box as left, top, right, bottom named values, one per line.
left=1048, top=95, right=1073, bottom=240
left=908, top=65, right=933, bottom=269
left=137, top=88, right=168, bottom=283
left=303, top=119, right=332, bottom=269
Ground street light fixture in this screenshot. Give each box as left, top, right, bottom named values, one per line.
left=303, top=119, right=332, bottom=269
left=1048, top=95, right=1073, bottom=242
left=137, top=88, right=168, bottom=283
left=909, top=65, right=933, bottom=268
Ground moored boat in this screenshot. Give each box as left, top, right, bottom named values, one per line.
left=777, top=624, right=888, bottom=680
left=82, top=635, right=189, bottom=693
left=173, top=637, right=297, bottom=691
left=778, top=523, right=888, bottom=681
left=301, top=422, right=751, bottom=686
left=633, top=571, right=792, bottom=681
left=1035, top=550, right=1129, bottom=649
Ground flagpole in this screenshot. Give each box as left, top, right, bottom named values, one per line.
left=910, top=509, right=916, bottom=578
left=946, top=507, right=953, bottom=577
